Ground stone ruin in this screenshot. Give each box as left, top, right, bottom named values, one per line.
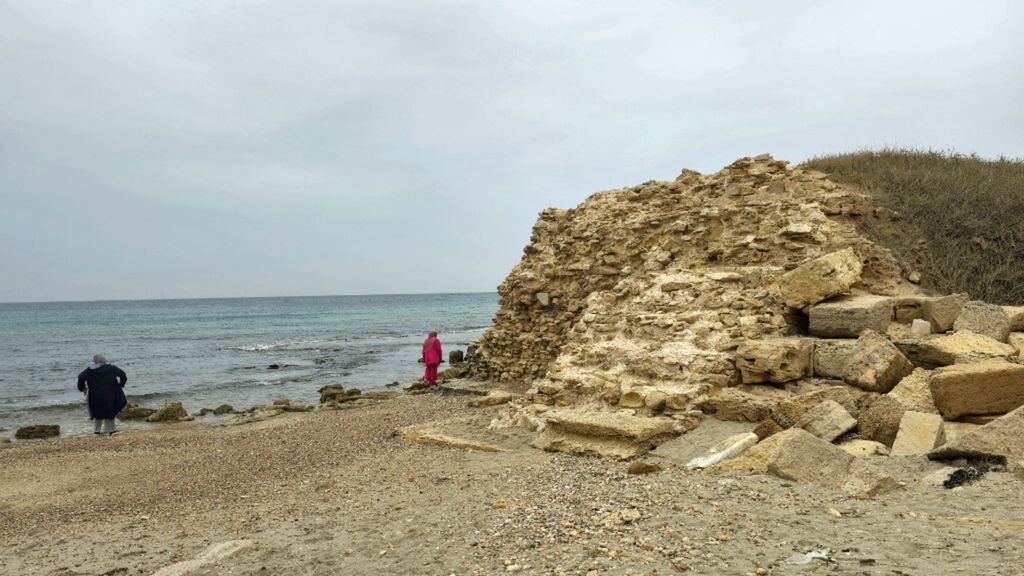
left=462, top=154, right=1024, bottom=496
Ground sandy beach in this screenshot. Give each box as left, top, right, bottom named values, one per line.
left=2, top=389, right=1022, bottom=576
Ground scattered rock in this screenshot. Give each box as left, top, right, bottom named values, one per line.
left=807, top=293, right=892, bottom=338
left=532, top=428, right=650, bottom=460
left=627, top=461, right=662, bottom=475
left=811, top=339, right=856, bottom=378
left=590, top=508, right=642, bottom=527
left=14, top=425, right=60, bottom=440
left=857, top=395, right=906, bottom=447
left=753, top=418, right=783, bottom=440
left=910, top=319, right=932, bottom=337
left=734, top=338, right=811, bottom=384
left=954, top=301, right=1011, bottom=342
left=468, top=391, right=517, bottom=408
left=887, top=368, right=938, bottom=414
left=386, top=381, right=400, bottom=388
left=118, top=402, right=157, bottom=420
left=213, top=404, right=235, bottom=415
left=776, top=248, right=863, bottom=309
left=795, top=399, right=857, bottom=442
left=145, top=402, right=190, bottom=423
left=922, top=293, right=969, bottom=333
left=267, top=364, right=281, bottom=370
left=838, top=439, right=890, bottom=457
left=928, top=359, right=1024, bottom=419
left=319, top=385, right=346, bottom=403
left=400, top=427, right=505, bottom=453
left=685, top=432, right=759, bottom=469
left=841, top=330, right=914, bottom=393
left=890, top=411, right=946, bottom=456
left=771, top=386, right=858, bottom=428
left=1005, top=306, right=1024, bottom=331
left=930, top=404, right=1024, bottom=462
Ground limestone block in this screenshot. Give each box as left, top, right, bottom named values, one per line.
left=1009, top=333, right=1024, bottom=356
left=917, top=331, right=1016, bottom=366
left=772, top=386, right=857, bottom=428
left=812, top=339, right=856, bottom=378
left=838, top=439, right=890, bottom=457
left=922, top=293, right=969, bottom=333
left=400, top=428, right=505, bottom=453
left=910, top=319, right=932, bottom=337
left=928, top=359, right=1024, bottom=419
left=766, top=428, right=855, bottom=486
left=532, top=428, right=647, bottom=460
left=930, top=404, right=1024, bottom=462
left=841, top=460, right=903, bottom=498
left=685, top=432, right=759, bottom=469
left=753, top=418, right=783, bottom=440
left=795, top=399, right=857, bottom=442
left=807, top=294, right=892, bottom=338
left=890, top=411, right=946, bottom=456
left=942, top=420, right=981, bottom=443
left=841, top=330, right=914, bottom=393
left=542, top=409, right=676, bottom=441
left=857, top=395, right=905, bottom=447
left=1005, top=306, right=1024, bottom=331
left=698, top=388, right=778, bottom=423
left=954, top=301, right=1011, bottom=342
left=893, top=296, right=928, bottom=324
left=776, top=248, right=862, bottom=309
left=734, top=338, right=811, bottom=384
left=887, top=368, right=938, bottom=414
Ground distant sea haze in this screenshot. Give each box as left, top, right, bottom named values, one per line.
left=0, top=293, right=498, bottom=437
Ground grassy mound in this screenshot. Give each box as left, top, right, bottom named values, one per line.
left=801, top=149, right=1024, bottom=305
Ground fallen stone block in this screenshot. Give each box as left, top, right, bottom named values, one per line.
left=942, top=421, right=981, bottom=443
left=468, top=391, right=517, bottom=407
left=954, top=301, right=1011, bottom=342
left=14, top=425, right=60, bottom=440
left=929, top=359, right=1024, bottom=419
left=146, top=402, right=190, bottom=423
left=772, top=386, right=858, bottom=428
left=541, top=409, right=676, bottom=441
left=838, top=439, right=890, bottom=457
left=400, top=427, right=505, bottom=453
left=1006, top=306, right=1024, bottom=331
left=776, top=248, right=863, bottom=309
left=910, top=319, right=932, bottom=337
left=811, top=339, right=855, bottom=378
left=685, top=432, right=759, bottom=469
left=922, top=293, right=969, bottom=333
left=893, top=296, right=928, bottom=324
left=891, top=411, right=946, bottom=456
left=841, top=460, right=902, bottom=498
left=734, top=338, right=811, bottom=384
left=766, top=428, right=855, bottom=486
left=887, top=368, right=938, bottom=414
left=842, top=330, right=914, bottom=393
left=807, top=294, right=892, bottom=338
left=532, top=428, right=647, bottom=460
left=1010, top=333, right=1024, bottom=356
left=698, top=388, right=778, bottom=423
left=917, top=331, right=1017, bottom=366
left=795, top=399, right=857, bottom=442
left=857, top=395, right=906, bottom=447
left=930, top=405, right=1024, bottom=462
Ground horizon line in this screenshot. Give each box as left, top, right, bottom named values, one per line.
left=0, top=290, right=499, bottom=306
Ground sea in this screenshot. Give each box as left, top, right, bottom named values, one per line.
left=0, top=293, right=498, bottom=438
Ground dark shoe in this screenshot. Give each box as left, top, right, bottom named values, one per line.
left=93, top=432, right=102, bottom=436
left=108, top=430, right=120, bottom=436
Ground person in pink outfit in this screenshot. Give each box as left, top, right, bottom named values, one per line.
left=421, top=330, right=443, bottom=387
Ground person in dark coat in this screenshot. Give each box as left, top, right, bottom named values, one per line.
left=77, top=354, right=128, bottom=435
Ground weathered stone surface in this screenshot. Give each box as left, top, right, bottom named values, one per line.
left=766, top=428, right=854, bottom=484
left=842, top=330, right=914, bottom=393
left=841, top=460, right=902, bottom=498
left=891, top=411, right=946, bottom=456
left=1009, top=332, right=1024, bottom=356
left=734, top=338, right=811, bottom=384
left=942, top=421, right=981, bottom=443
left=753, top=418, right=783, bottom=440
left=1006, top=306, right=1024, bottom=331
left=699, top=388, right=778, bottom=423
left=685, top=432, right=759, bottom=469
left=922, top=293, right=969, bottom=333
left=776, top=248, right=863, bottom=309
left=400, top=426, right=505, bottom=452
left=887, top=368, right=938, bottom=414
left=795, top=399, right=857, bottom=442
left=811, top=339, right=856, bottom=378
left=857, top=395, right=906, bottom=447
left=910, top=319, right=932, bottom=337
left=930, top=405, right=1024, bottom=462
left=838, top=439, right=890, bottom=457
left=319, top=385, right=346, bottom=403
left=808, top=294, right=892, bottom=338
left=468, top=391, right=516, bottom=407
left=542, top=409, right=676, bottom=441
left=532, top=428, right=647, bottom=459
left=928, top=359, right=1024, bottom=419
left=954, top=301, right=1011, bottom=342
left=893, top=296, right=928, bottom=324
left=916, top=331, right=1016, bottom=366
left=146, top=402, right=190, bottom=423
left=212, top=404, right=235, bottom=415
left=14, top=425, right=60, bottom=439
left=771, top=386, right=858, bottom=428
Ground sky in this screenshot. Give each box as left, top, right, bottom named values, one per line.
left=1, top=1, right=1022, bottom=303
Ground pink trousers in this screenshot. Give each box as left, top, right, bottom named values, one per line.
left=424, top=363, right=439, bottom=385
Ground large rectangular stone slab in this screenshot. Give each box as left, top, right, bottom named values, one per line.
left=811, top=339, right=856, bottom=378
left=532, top=428, right=647, bottom=460
left=808, top=294, right=892, bottom=338
left=928, top=359, right=1024, bottom=419
left=767, top=428, right=856, bottom=486
left=891, top=411, right=945, bottom=456
left=795, top=399, right=857, bottom=442
left=917, top=331, right=1017, bottom=366
left=842, top=330, right=914, bottom=393
left=776, top=248, right=862, bottom=309
left=542, top=409, right=676, bottom=441
left=930, top=405, right=1024, bottom=462
left=954, top=301, right=1011, bottom=342
left=922, top=293, right=969, bottom=333
left=887, top=368, right=938, bottom=414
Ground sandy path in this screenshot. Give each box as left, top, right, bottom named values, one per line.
left=2, top=393, right=1023, bottom=576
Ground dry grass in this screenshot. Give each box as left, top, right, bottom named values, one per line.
left=801, top=149, right=1024, bottom=305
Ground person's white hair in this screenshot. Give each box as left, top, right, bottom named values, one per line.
left=92, top=354, right=107, bottom=365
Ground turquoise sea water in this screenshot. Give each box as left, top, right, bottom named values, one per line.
left=0, top=293, right=498, bottom=437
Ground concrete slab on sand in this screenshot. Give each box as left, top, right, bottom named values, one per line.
left=648, top=419, right=756, bottom=466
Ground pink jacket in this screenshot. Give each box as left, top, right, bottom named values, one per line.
left=422, top=337, right=442, bottom=365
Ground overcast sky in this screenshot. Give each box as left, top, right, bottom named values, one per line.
left=1, top=1, right=1021, bottom=302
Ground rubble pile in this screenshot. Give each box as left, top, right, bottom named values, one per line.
left=468, top=154, right=1024, bottom=491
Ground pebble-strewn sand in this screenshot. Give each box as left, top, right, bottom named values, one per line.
left=2, top=393, right=1022, bottom=576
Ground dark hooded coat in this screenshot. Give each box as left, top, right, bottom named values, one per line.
left=77, top=364, right=128, bottom=419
